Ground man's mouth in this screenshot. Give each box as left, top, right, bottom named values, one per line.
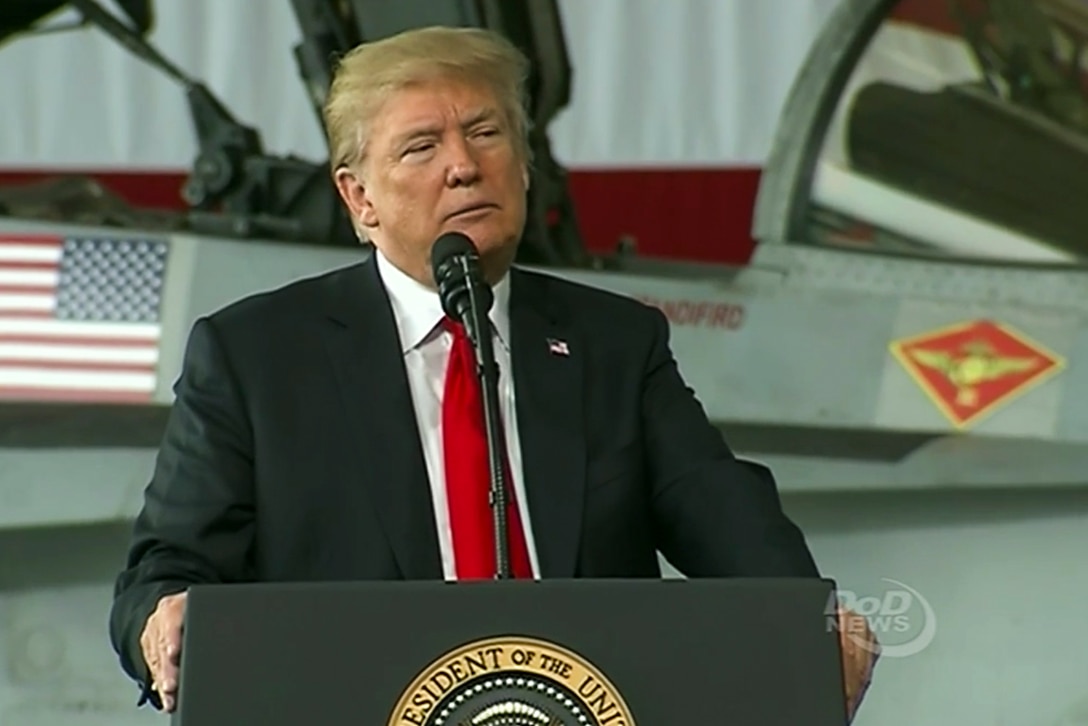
left=447, top=203, right=497, bottom=219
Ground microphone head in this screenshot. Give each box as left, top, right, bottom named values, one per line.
left=430, top=232, right=493, bottom=323
left=431, top=231, right=476, bottom=270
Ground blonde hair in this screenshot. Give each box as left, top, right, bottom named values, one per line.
left=323, top=25, right=533, bottom=174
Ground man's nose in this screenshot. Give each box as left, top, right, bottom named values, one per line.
left=445, top=137, right=481, bottom=187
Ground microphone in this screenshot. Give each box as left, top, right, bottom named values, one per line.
left=431, top=232, right=494, bottom=331
left=430, top=232, right=512, bottom=580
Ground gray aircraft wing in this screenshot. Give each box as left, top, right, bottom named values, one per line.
left=3, top=0, right=1088, bottom=531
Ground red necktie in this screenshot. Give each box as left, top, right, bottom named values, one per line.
left=441, top=317, right=533, bottom=580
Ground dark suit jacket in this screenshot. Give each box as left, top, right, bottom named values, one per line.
left=109, top=252, right=819, bottom=701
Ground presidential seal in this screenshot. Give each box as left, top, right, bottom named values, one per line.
left=387, top=636, right=636, bottom=726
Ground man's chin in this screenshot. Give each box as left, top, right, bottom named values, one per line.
left=432, top=222, right=520, bottom=283
left=442, top=216, right=499, bottom=242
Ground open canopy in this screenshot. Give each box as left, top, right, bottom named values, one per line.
left=754, top=0, right=1088, bottom=264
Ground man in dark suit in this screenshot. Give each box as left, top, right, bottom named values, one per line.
left=109, top=24, right=877, bottom=719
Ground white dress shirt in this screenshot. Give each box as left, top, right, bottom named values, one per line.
left=375, top=250, right=541, bottom=580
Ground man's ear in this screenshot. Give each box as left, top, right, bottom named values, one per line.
left=333, top=165, right=379, bottom=232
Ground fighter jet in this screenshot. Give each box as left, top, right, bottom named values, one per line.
left=2, top=0, right=1088, bottom=536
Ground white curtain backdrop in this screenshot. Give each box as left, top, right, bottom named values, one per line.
left=0, top=0, right=839, bottom=171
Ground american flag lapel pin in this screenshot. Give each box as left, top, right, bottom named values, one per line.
left=547, top=338, right=570, bottom=357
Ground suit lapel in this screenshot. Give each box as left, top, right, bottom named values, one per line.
left=320, top=254, right=442, bottom=580
left=510, top=269, right=585, bottom=578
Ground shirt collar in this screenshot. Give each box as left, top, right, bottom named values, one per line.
left=375, top=248, right=511, bottom=354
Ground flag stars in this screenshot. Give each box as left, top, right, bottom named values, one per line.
left=55, top=238, right=168, bottom=323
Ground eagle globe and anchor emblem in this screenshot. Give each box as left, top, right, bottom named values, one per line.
left=890, top=319, right=1066, bottom=429
left=387, top=636, right=637, bottom=726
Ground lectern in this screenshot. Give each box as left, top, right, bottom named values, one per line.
left=171, top=577, right=847, bottom=725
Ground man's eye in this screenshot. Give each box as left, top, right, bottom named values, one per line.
left=404, top=143, right=434, bottom=156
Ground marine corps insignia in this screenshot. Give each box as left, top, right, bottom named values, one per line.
left=387, top=636, right=636, bottom=726
left=889, top=319, right=1065, bottom=429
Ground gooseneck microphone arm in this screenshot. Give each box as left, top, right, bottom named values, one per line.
left=431, top=233, right=512, bottom=580
left=456, top=255, right=512, bottom=580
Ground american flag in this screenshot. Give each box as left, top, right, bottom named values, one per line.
left=547, top=338, right=570, bottom=356
left=0, top=233, right=169, bottom=403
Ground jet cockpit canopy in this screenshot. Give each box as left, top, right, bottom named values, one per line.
left=754, top=0, right=1088, bottom=265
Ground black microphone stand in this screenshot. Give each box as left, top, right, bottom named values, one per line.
left=454, top=257, right=513, bottom=580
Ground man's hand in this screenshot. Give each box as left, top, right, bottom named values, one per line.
left=139, top=591, right=188, bottom=712
left=837, top=606, right=879, bottom=722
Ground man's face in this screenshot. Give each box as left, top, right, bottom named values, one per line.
left=334, top=77, right=528, bottom=286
